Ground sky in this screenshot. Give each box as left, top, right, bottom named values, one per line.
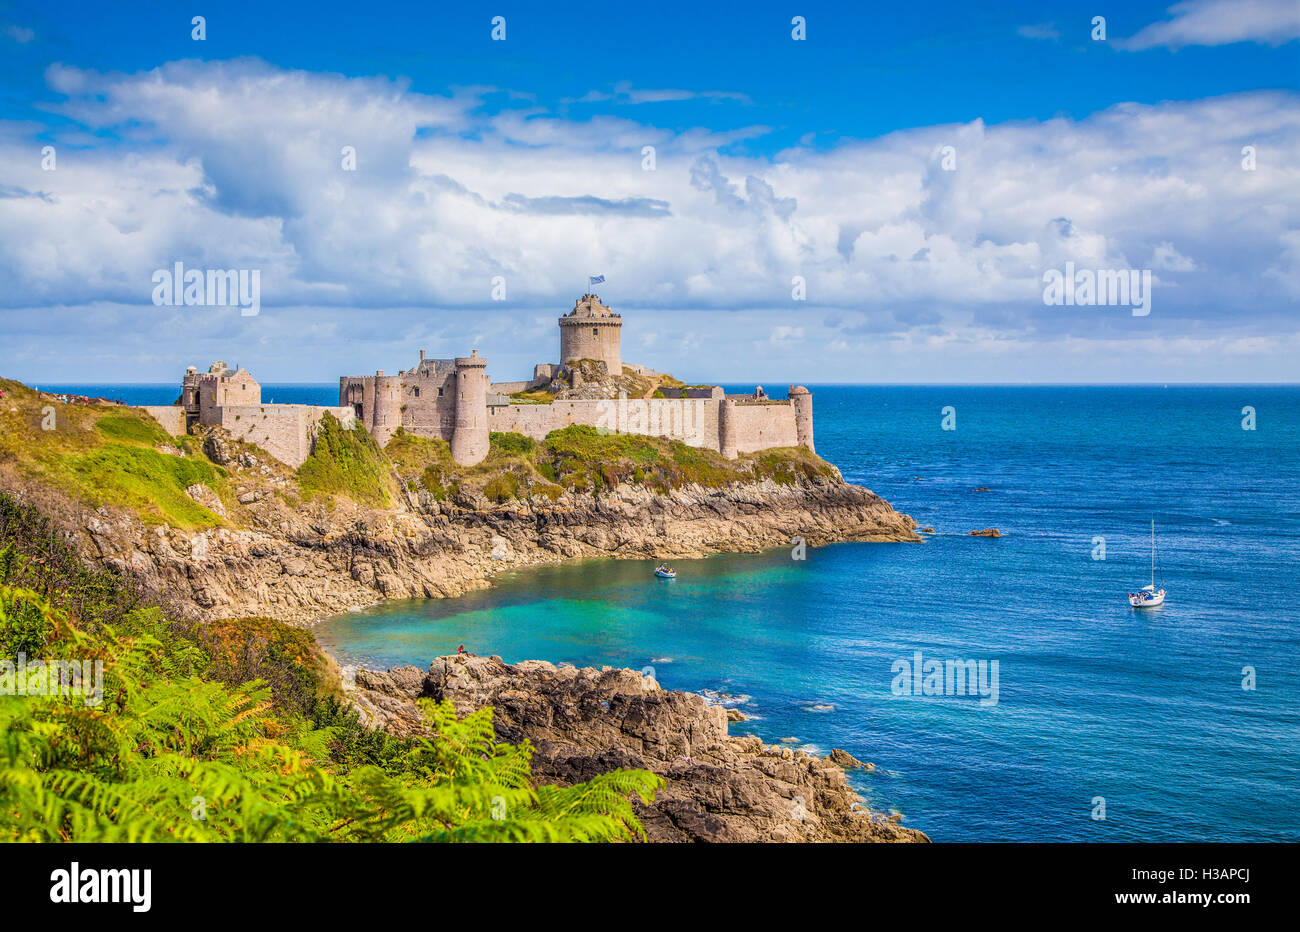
left=0, top=0, right=1298, bottom=384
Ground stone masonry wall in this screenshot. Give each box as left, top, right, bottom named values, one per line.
left=724, top=401, right=800, bottom=454
left=217, top=404, right=356, bottom=469
left=138, top=405, right=186, bottom=436
left=490, top=397, right=722, bottom=449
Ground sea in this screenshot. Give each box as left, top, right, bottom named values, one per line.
left=53, top=382, right=1300, bottom=842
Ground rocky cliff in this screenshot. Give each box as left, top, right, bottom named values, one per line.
left=2, top=450, right=919, bottom=626
left=353, top=654, right=929, bottom=843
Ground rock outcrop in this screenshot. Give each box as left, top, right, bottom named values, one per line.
left=3, top=462, right=920, bottom=625
left=352, top=654, right=928, bottom=844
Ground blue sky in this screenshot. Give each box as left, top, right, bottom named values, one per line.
left=1, top=0, right=1298, bottom=383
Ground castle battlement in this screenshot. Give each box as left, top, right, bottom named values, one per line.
left=142, top=360, right=354, bottom=468
left=339, top=295, right=813, bottom=466
left=145, top=297, right=814, bottom=471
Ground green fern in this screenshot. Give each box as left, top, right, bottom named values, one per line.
left=0, top=492, right=663, bottom=843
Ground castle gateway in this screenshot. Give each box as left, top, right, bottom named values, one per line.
left=341, top=294, right=813, bottom=467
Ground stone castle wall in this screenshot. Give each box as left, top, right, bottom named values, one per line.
left=722, top=401, right=800, bottom=455
left=217, top=404, right=356, bottom=469
left=139, top=405, right=186, bottom=436
left=143, top=361, right=358, bottom=470
left=489, top=397, right=723, bottom=449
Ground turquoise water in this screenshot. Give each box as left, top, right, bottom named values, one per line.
left=75, top=383, right=1300, bottom=841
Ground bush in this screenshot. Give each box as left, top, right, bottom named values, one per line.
left=298, top=412, right=396, bottom=507
left=489, top=431, right=535, bottom=456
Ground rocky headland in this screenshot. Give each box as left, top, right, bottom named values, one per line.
left=0, top=377, right=921, bottom=625
left=353, top=653, right=928, bottom=843
left=0, top=378, right=929, bottom=843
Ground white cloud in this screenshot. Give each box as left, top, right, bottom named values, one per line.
left=1, top=58, right=1298, bottom=381
left=3, top=24, right=34, bottom=43
left=1118, top=0, right=1300, bottom=51
left=1151, top=242, right=1197, bottom=271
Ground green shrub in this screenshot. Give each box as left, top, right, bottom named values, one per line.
left=298, top=413, right=395, bottom=507
left=489, top=432, right=535, bottom=456
left=482, top=472, right=521, bottom=503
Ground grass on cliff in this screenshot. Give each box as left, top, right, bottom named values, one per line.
left=0, top=492, right=662, bottom=842
left=386, top=429, right=565, bottom=504
left=297, top=412, right=397, bottom=508
left=0, top=377, right=230, bottom=529
left=382, top=422, right=837, bottom=503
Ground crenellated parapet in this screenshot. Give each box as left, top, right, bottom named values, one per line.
left=336, top=295, right=814, bottom=465
left=558, top=293, right=622, bottom=374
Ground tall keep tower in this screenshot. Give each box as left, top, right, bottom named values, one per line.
left=558, top=293, right=621, bottom=375
left=450, top=351, right=490, bottom=466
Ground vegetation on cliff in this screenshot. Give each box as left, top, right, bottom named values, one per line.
left=297, top=412, right=397, bottom=508
left=0, top=378, right=230, bottom=529
left=0, top=493, right=661, bottom=842
left=0, top=374, right=837, bottom=518
left=385, top=424, right=837, bottom=502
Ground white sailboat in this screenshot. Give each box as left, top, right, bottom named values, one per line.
left=1128, top=519, right=1166, bottom=608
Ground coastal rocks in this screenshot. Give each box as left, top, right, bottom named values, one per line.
left=184, top=483, right=227, bottom=518
left=829, top=748, right=873, bottom=771
left=8, top=464, right=922, bottom=625
left=353, top=654, right=929, bottom=844
left=969, top=528, right=1002, bottom=537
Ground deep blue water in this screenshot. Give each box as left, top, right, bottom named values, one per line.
left=69, top=383, right=1300, bottom=841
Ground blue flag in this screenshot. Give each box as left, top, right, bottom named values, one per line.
left=588, top=275, right=605, bottom=285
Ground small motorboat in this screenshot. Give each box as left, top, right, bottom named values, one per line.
left=1128, top=519, right=1167, bottom=608
left=654, top=563, right=676, bottom=579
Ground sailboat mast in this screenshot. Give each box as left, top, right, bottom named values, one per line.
left=1150, top=519, right=1155, bottom=588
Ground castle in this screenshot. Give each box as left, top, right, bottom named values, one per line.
left=340, top=294, right=813, bottom=466
left=143, top=295, right=813, bottom=469
left=140, top=363, right=355, bottom=468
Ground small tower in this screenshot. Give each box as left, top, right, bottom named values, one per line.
left=370, top=371, right=401, bottom=448
left=719, top=399, right=738, bottom=460
left=451, top=351, right=489, bottom=466
left=558, top=293, right=622, bottom=376
left=789, top=385, right=814, bottom=454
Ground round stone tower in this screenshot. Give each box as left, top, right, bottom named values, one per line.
left=451, top=351, right=490, bottom=466
left=558, top=293, right=622, bottom=376
left=789, top=385, right=814, bottom=454
left=718, top=399, right=738, bottom=460
left=370, top=371, right=402, bottom=448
